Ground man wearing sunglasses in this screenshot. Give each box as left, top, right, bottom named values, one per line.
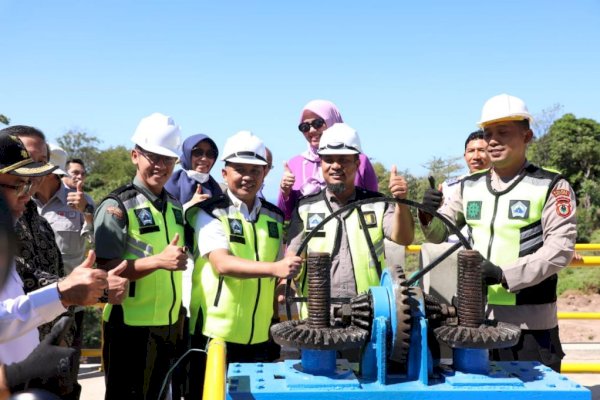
left=94, top=113, right=187, bottom=400
left=286, top=123, right=414, bottom=328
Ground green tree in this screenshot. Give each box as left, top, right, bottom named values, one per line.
left=529, top=113, right=600, bottom=240
left=56, top=130, right=102, bottom=171
left=421, top=156, right=463, bottom=187
left=87, top=145, right=136, bottom=201
left=0, top=114, right=9, bottom=125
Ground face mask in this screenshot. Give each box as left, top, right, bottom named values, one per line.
left=185, top=170, right=210, bottom=184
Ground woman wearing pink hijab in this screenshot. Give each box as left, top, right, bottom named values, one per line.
left=277, top=99, right=378, bottom=220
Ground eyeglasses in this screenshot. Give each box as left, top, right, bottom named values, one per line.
left=191, top=147, right=217, bottom=159
left=137, top=148, right=177, bottom=166
left=298, top=118, right=325, bottom=133
left=0, top=181, right=33, bottom=197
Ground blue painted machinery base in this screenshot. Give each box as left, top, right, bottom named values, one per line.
left=226, top=360, right=589, bottom=399
left=227, top=270, right=590, bottom=399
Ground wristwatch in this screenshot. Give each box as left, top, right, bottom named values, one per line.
left=84, top=204, right=95, bottom=215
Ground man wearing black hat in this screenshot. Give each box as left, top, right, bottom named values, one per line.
left=0, top=131, right=109, bottom=396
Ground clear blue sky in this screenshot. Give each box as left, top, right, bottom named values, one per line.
left=2, top=0, right=599, bottom=202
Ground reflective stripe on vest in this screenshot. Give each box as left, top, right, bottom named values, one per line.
left=103, top=189, right=184, bottom=326
left=462, top=168, right=556, bottom=305
left=189, top=204, right=282, bottom=344
left=297, top=196, right=386, bottom=298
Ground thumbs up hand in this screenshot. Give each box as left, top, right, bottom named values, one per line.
left=280, top=161, right=296, bottom=197
left=66, top=180, right=88, bottom=212
left=107, top=260, right=129, bottom=305
left=58, top=250, right=109, bottom=306
left=389, top=165, right=408, bottom=200
left=156, top=233, right=188, bottom=271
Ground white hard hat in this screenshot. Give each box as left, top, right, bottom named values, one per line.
left=221, top=131, right=268, bottom=165
left=49, top=143, right=68, bottom=176
left=478, top=94, right=534, bottom=128
left=317, top=123, right=362, bottom=155
left=131, top=113, right=182, bottom=158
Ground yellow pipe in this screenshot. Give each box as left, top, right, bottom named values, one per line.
left=569, top=256, right=600, bottom=267
left=203, top=338, right=227, bottom=400
left=558, top=312, right=600, bottom=320
left=575, top=243, right=600, bottom=251
left=406, top=245, right=600, bottom=267
left=561, top=362, right=600, bottom=373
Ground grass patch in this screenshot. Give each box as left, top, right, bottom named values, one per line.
left=558, top=267, right=600, bottom=296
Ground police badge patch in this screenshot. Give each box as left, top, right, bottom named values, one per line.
left=509, top=200, right=530, bottom=219
left=556, top=198, right=572, bottom=218
left=172, top=208, right=184, bottom=225
left=135, top=207, right=159, bottom=233
left=466, top=201, right=482, bottom=220
left=306, top=213, right=325, bottom=237
left=267, top=221, right=279, bottom=238
left=228, top=218, right=243, bottom=235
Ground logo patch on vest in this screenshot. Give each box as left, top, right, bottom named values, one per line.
left=135, top=207, right=155, bottom=226
left=509, top=200, right=530, bottom=219
left=267, top=221, right=279, bottom=238
left=362, top=211, right=377, bottom=228
left=172, top=208, right=183, bottom=225
left=306, top=213, right=325, bottom=230
left=466, top=201, right=482, bottom=220
left=228, top=218, right=243, bottom=235
left=556, top=198, right=572, bottom=218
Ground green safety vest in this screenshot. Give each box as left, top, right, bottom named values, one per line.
left=462, top=165, right=561, bottom=306
left=102, top=184, right=184, bottom=326
left=186, top=194, right=283, bottom=345
left=296, top=189, right=387, bottom=301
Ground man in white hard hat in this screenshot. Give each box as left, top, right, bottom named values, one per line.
left=287, top=123, right=414, bottom=319
left=94, top=113, right=188, bottom=399
left=185, top=131, right=302, bottom=399
left=419, top=94, right=576, bottom=371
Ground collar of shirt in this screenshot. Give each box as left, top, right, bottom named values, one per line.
left=32, top=180, right=70, bottom=210
left=490, top=160, right=530, bottom=192
left=133, top=176, right=166, bottom=211
left=226, top=190, right=262, bottom=222
left=325, top=189, right=357, bottom=212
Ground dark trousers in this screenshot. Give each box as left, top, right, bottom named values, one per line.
left=491, top=326, right=565, bottom=372
left=102, top=305, right=178, bottom=400
left=188, top=318, right=280, bottom=400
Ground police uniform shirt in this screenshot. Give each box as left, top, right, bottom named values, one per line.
left=33, top=182, right=92, bottom=274
left=287, top=188, right=396, bottom=299
left=422, top=162, right=577, bottom=330
left=194, top=190, right=284, bottom=260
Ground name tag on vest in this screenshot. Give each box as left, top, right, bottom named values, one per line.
left=361, top=211, right=377, bottom=228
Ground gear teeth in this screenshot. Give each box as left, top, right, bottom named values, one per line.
left=387, top=264, right=413, bottom=365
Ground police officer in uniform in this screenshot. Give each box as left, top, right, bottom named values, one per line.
left=419, top=94, right=576, bottom=372
left=94, top=113, right=188, bottom=399
left=186, top=131, right=302, bottom=399
left=287, top=123, right=414, bottom=314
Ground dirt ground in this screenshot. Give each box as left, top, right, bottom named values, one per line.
left=558, top=291, right=600, bottom=342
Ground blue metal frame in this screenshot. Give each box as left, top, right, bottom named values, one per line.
left=227, top=271, right=591, bottom=399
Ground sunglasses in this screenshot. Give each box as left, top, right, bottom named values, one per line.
left=137, top=148, right=177, bottom=166
left=298, top=118, right=325, bottom=133
left=191, top=147, right=217, bottom=159
left=0, top=181, right=33, bottom=197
